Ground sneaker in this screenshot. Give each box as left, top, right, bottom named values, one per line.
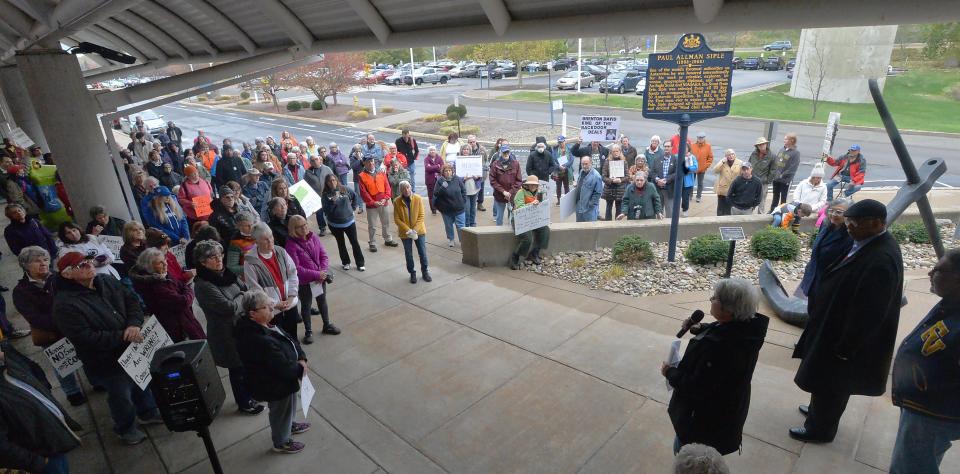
left=358, top=266, right=366, bottom=272
left=384, top=240, right=399, bottom=247
left=477, top=204, right=486, bottom=212
left=9, top=328, right=30, bottom=339
left=272, top=440, right=305, bottom=454
left=342, top=263, right=351, bottom=270
left=369, top=244, right=378, bottom=253
left=422, top=272, right=432, bottom=282
left=410, top=273, right=418, bottom=284
left=321, top=324, right=341, bottom=335
left=67, top=393, right=88, bottom=406
left=137, top=415, right=165, bottom=426
left=302, top=332, right=314, bottom=344
left=696, top=197, right=702, bottom=203
left=120, top=428, right=148, bottom=446
left=448, top=240, right=455, bottom=247
left=310, top=308, right=320, bottom=315
left=682, top=211, right=688, bottom=218
left=318, top=228, right=327, bottom=236
left=291, top=421, right=311, bottom=435
left=239, top=403, right=265, bottom=415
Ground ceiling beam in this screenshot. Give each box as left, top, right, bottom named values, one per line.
left=87, top=24, right=148, bottom=62
left=345, top=0, right=391, bottom=44
left=251, top=0, right=314, bottom=48
left=98, top=17, right=167, bottom=60
left=692, top=0, right=724, bottom=23
left=478, top=0, right=511, bottom=36
left=8, top=0, right=53, bottom=29
left=137, top=0, right=218, bottom=56
left=180, top=0, right=256, bottom=53
left=83, top=47, right=281, bottom=83
left=114, top=10, right=190, bottom=59
left=0, top=0, right=34, bottom=37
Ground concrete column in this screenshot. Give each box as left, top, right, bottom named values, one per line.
left=15, top=48, right=134, bottom=224
left=0, top=66, right=50, bottom=151
left=789, top=26, right=898, bottom=104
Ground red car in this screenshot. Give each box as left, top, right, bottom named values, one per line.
left=373, top=69, right=395, bottom=83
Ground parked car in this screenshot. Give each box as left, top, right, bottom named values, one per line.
left=386, top=68, right=410, bottom=85
left=634, top=77, right=647, bottom=95
left=498, top=64, right=518, bottom=77
left=763, top=40, right=792, bottom=51
left=552, top=58, right=574, bottom=70
left=372, top=68, right=395, bottom=83
left=584, top=64, right=612, bottom=80
left=120, top=109, right=166, bottom=137
left=785, top=58, right=796, bottom=72
left=598, top=71, right=643, bottom=94
left=732, top=57, right=744, bottom=69
left=524, top=61, right=548, bottom=72
left=629, top=47, right=642, bottom=54
left=460, top=64, right=481, bottom=77
left=742, top=57, right=761, bottom=70
left=556, top=70, right=594, bottom=90
left=403, top=67, right=451, bottom=85
left=762, top=57, right=784, bottom=71
left=479, top=67, right=503, bottom=79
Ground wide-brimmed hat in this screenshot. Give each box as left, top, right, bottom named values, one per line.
left=523, top=176, right=540, bottom=187
left=754, top=137, right=769, bottom=146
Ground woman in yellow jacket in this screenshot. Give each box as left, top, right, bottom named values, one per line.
left=711, top=149, right=742, bottom=216
left=393, top=180, right=431, bottom=284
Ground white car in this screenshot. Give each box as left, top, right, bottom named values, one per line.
left=119, top=109, right=166, bottom=137
left=555, top=71, right=594, bottom=90
left=386, top=68, right=410, bottom=85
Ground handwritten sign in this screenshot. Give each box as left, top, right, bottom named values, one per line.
left=456, top=156, right=483, bottom=178
left=118, top=317, right=173, bottom=390
left=559, top=187, right=577, bottom=220
left=44, top=338, right=83, bottom=378
left=608, top=160, right=625, bottom=178
left=192, top=195, right=213, bottom=218
left=642, top=33, right=734, bottom=124
left=99, top=235, right=125, bottom=263
left=822, top=112, right=841, bottom=155
left=580, top=115, right=620, bottom=142
left=719, top=226, right=746, bottom=241
left=169, top=243, right=187, bottom=267
left=289, top=180, right=323, bottom=217
left=513, top=202, right=551, bottom=235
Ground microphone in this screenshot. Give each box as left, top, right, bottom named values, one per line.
left=676, top=310, right=705, bottom=338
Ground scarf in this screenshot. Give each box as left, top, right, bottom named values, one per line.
left=196, top=264, right=240, bottom=287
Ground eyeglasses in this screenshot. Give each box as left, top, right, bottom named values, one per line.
left=827, top=209, right=845, bottom=216
left=204, top=254, right=224, bottom=261
left=71, top=261, right=94, bottom=270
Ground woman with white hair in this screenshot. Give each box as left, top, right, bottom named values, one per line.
left=644, top=135, right=664, bottom=170
left=129, top=247, right=205, bottom=342
left=661, top=277, right=769, bottom=455
left=243, top=222, right=301, bottom=339
left=673, top=444, right=730, bottom=474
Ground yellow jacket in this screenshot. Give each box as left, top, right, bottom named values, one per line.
left=393, top=194, right=427, bottom=237
left=712, top=158, right=743, bottom=196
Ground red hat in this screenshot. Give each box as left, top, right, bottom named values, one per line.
left=57, top=251, right=91, bottom=273
left=6, top=165, right=22, bottom=175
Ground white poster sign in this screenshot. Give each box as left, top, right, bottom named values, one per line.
left=118, top=317, right=173, bottom=390
left=665, top=339, right=682, bottom=391
left=44, top=338, right=83, bottom=378
left=98, top=235, right=125, bottom=263
left=8, top=127, right=34, bottom=148
left=580, top=115, right=621, bottom=142
left=608, top=160, right=625, bottom=178
left=552, top=99, right=564, bottom=111
left=822, top=112, right=841, bottom=155
left=289, top=180, right=323, bottom=217
left=456, top=156, right=483, bottom=178
left=513, top=202, right=551, bottom=235
left=169, top=243, right=187, bottom=267
left=559, top=187, right=577, bottom=220
left=300, top=374, right=316, bottom=419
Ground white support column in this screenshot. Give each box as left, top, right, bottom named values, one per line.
left=0, top=65, right=49, bottom=151
left=16, top=49, right=134, bottom=223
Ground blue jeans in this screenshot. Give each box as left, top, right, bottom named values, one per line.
left=890, top=408, right=960, bottom=474
left=407, top=160, right=417, bottom=192
left=56, top=370, right=82, bottom=397
left=477, top=178, right=485, bottom=205
left=402, top=235, right=429, bottom=274
left=464, top=193, right=478, bottom=227
left=826, top=178, right=862, bottom=201
left=493, top=201, right=507, bottom=226
left=99, top=371, right=160, bottom=435
left=441, top=212, right=465, bottom=241
left=337, top=172, right=349, bottom=186
left=576, top=207, right=599, bottom=222
left=42, top=454, right=69, bottom=474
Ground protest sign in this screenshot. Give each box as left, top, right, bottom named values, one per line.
left=559, top=188, right=577, bottom=220
left=300, top=374, right=316, bottom=418
left=44, top=338, right=83, bottom=378
left=608, top=160, right=625, bottom=178
left=822, top=112, right=841, bottom=155
left=513, top=202, right=551, bottom=235
left=192, top=195, right=213, bottom=218
left=118, top=317, right=173, bottom=390
left=169, top=243, right=187, bottom=267
left=580, top=115, right=621, bottom=142
left=456, top=156, right=483, bottom=177
left=289, top=180, right=323, bottom=217
left=98, top=235, right=124, bottom=262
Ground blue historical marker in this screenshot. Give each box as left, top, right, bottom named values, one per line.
left=642, top=33, right=734, bottom=261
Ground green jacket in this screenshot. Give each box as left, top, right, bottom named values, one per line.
left=749, top=149, right=776, bottom=184
left=620, top=182, right=662, bottom=219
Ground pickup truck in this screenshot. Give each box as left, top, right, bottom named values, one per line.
left=402, top=68, right=451, bottom=85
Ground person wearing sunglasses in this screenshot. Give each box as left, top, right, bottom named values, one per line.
left=795, top=198, right=854, bottom=299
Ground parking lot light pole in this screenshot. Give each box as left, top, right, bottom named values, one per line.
left=577, top=38, right=582, bottom=93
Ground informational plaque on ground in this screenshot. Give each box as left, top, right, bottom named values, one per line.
left=719, top=226, right=746, bottom=241
left=289, top=180, right=323, bottom=217
left=642, top=33, right=734, bottom=124
left=580, top=115, right=620, bottom=142
left=822, top=112, right=842, bottom=155
left=119, top=317, right=173, bottom=390
left=513, top=202, right=551, bottom=235
left=45, top=338, right=83, bottom=379
left=456, top=156, right=483, bottom=178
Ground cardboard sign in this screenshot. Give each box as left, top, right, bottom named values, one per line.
left=456, top=156, right=483, bottom=178
left=44, top=338, right=83, bottom=378
left=192, top=195, right=213, bottom=218
left=118, top=317, right=173, bottom=390
left=580, top=115, right=621, bottom=142
left=98, top=235, right=125, bottom=263
left=169, top=243, right=187, bottom=267
left=608, top=160, right=625, bottom=178
left=289, top=180, right=323, bottom=217
left=513, top=201, right=551, bottom=235
left=642, top=33, right=734, bottom=125
left=822, top=112, right=841, bottom=155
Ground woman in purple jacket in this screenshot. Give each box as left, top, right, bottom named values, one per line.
left=129, top=247, right=206, bottom=342
left=285, top=215, right=340, bottom=344
left=423, top=146, right=444, bottom=215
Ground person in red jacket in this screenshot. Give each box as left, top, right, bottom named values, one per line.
left=382, top=143, right=408, bottom=169
left=825, top=144, right=866, bottom=201
left=357, top=157, right=398, bottom=252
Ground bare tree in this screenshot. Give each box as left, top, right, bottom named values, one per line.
left=801, top=34, right=831, bottom=119
left=256, top=74, right=286, bottom=113
left=277, top=52, right=365, bottom=106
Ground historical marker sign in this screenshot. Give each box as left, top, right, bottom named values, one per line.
left=642, top=33, right=734, bottom=124
left=719, top=226, right=746, bottom=241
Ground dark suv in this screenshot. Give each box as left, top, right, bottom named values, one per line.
left=742, top=57, right=761, bottom=70
left=763, top=57, right=784, bottom=71
left=552, top=58, right=574, bottom=70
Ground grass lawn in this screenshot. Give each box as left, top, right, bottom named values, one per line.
left=500, top=70, right=960, bottom=133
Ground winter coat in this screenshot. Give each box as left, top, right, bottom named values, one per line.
left=797, top=223, right=852, bottom=297
left=285, top=233, right=329, bottom=286
left=601, top=158, right=628, bottom=200
left=357, top=170, right=392, bottom=208
left=362, top=142, right=385, bottom=164
left=892, top=301, right=960, bottom=421
left=826, top=154, right=866, bottom=185
left=235, top=316, right=305, bottom=402
left=620, top=182, right=662, bottom=219
left=395, top=136, right=419, bottom=162
left=52, top=275, right=145, bottom=377
left=281, top=164, right=305, bottom=186
left=5, top=176, right=42, bottom=216
left=749, top=149, right=776, bottom=185
left=525, top=149, right=559, bottom=182
left=772, top=147, right=801, bottom=185
left=690, top=142, right=714, bottom=173
left=177, top=178, right=214, bottom=222
left=145, top=160, right=165, bottom=181
left=489, top=157, right=523, bottom=204
left=225, top=231, right=256, bottom=277
left=129, top=265, right=205, bottom=342
left=304, top=164, right=335, bottom=197
left=208, top=199, right=238, bottom=241
left=85, top=216, right=126, bottom=237
left=643, top=146, right=664, bottom=171
left=268, top=214, right=290, bottom=247
left=327, top=150, right=351, bottom=177
left=573, top=143, right=609, bottom=170
left=4, top=218, right=57, bottom=257
left=394, top=194, right=427, bottom=237
left=322, top=188, right=358, bottom=227
left=575, top=168, right=604, bottom=218
left=242, top=180, right=270, bottom=217
left=621, top=144, right=639, bottom=169
left=727, top=176, right=764, bottom=210
left=794, top=232, right=903, bottom=396
left=214, top=155, right=247, bottom=188
left=653, top=154, right=680, bottom=196
left=387, top=167, right=411, bottom=200
left=433, top=175, right=466, bottom=215
left=792, top=178, right=828, bottom=212
left=0, top=344, right=82, bottom=473
left=711, top=159, right=743, bottom=196
left=383, top=152, right=408, bottom=169
left=194, top=267, right=247, bottom=368
left=243, top=244, right=299, bottom=315
left=143, top=200, right=190, bottom=243
left=12, top=275, right=61, bottom=346
left=666, top=314, right=769, bottom=455
left=424, top=154, right=444, bottom=188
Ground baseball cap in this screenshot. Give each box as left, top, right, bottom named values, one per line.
left=849, top=144, right=861, bottom=151
left=57, top=251, right=92, bottom=273
left=696, top=131, right=706, bottom=138
left=741, top=162, right=753, bottom=169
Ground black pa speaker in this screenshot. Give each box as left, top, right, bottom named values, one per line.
left=149, top=340, right=225, bottom=432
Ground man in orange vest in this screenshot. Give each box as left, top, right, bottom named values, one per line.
left=358, top=156, right=399, bottom=252
left=690, top=131, right=714, bottom=203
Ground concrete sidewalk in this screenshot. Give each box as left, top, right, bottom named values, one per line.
left=2, top=192, right=957, bottom=473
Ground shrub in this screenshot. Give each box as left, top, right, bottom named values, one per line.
left=602, top=264, right=627, bottom=280
left=196, top=96, right=207, bottom=102
left=750, top=227, right=801, bottom=260
left=237, top=100, right=251, bottom=105
left=299, top=101, right=310, bottom=108
left=423, top=113, right=446, bottom=122
left=381, top=106, right=395, bottom=113
left=446, top=103, right=467, bottom=119
left=240, top=91, right=250, bottom=100
left=311, top=100, right=324, bottom=110
left=685, top=234, right=729, bottom=265
left=889, top=223, right=910, bottom=243
left=347, top=110, right=369, bottom=120
left=286, top=101, right=302, bottom=111
left=569, top=257, right=586, bottom=269
left=360, top=106, right=372, bottom=113
left=612, top=235, right=654, bottom=264
left=219, top=95, right=233, bottom=100
left=891, top=220, right=939, bottom=244
left=439, top=125, right=480, bottom=136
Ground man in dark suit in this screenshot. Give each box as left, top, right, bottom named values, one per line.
left=790, top=199, right=904, bottom=442
left=653, top=141, right=679, bottom=215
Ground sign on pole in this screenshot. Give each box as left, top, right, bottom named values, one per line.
left=822, top=112, right=842, bottom=156
left=455, top=156, right=483, bottom=177
left=580, top=115, right=621, bottom=142
left=552, top=99, right=564, bottom=111
left=289, top=180, right=323, bottom=217
left=45, top=338, right=83, bottom=378
left=513, top=202, right=551, bottom=235
left=118, top=317, right=173, bottom=390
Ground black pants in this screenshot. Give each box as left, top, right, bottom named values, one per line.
left=298, top=282, right=330, bottom=334
left=554, top=173, right=570, bottom=201
left=681, top=187, right=693, bottom=212
left=604, top=199, right=622, bottom=220
left=227, top=367, right=254, bottom=409
left=716, top=195, right=731, bottom=216
left=770, top=182, right=790, bottom=212
left=274, top=307, right=300, bottom=341
left=329, top=223, right=365, bottom=267
left=804, top=391, right=851, bottom=441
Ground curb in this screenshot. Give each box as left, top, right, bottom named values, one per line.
left=181, top=101, right=357, bottom=128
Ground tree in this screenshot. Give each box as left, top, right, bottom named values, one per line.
left=447, top=44, right=478, bottom=61
left=365, top=48, right=431, bottom=66
left=255, top=74, right=286, bottom=113
left=277, top=52, right=365, bottom=106
left=473, top=40, right=566, bottom=87
left=800, top=34, right=831, bottom=119
left=922, top=23, right=960, bottom=65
